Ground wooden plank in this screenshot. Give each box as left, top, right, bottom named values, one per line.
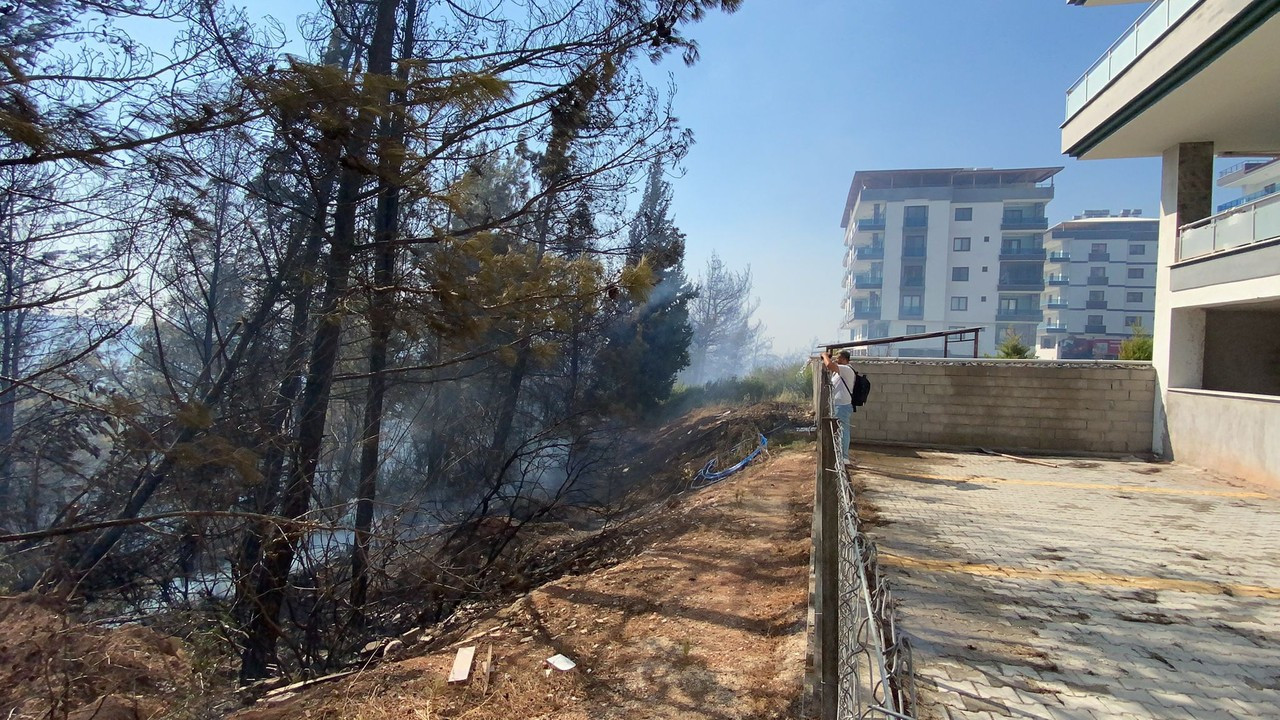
left=448, top=646, right=477, bottom=684
left=478, top=644, right=494, bottom=693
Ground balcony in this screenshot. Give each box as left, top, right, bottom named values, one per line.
left=901, top=278, right=924, bottom=289
left=1088, top=251, right=1111, bottom=262
left=1001, top=216, right=1049, bottom=231
left=899, top=307, right=923, bottom=319
left=1046, top=298, right=1069, bottom=309
left=855, top=244, right=885, bottom=260
left=854, top=274, right=883, bottom=290
left=852, top=303, right=881, bottom=320
left=1045, top=324, right=1068, bottom=334
left=1046, top=274, right=1070, bottom=286
left=1048, top=252, right=1071, bottom=263
left=855, top=217, right=886, bottom=231
left=998, top=277, right=1046, bottom=292
left=999, top=247, right=1047, bottom=261
left=1064, top=0, right=1198, bottom=121
left=1180, top=191, right=1280, bottom=261
left=903, top=216, right=928, bottom=229
left=1087, top=276, right=1110, bottom=286
left=1085, top=324, right=1108, bottom=334
left=1086, top=300, right=1109, bottom=310
left=1217, top=184, right=1280, bottom=213
left=996, top=309, right=1044, bottom=322
left=902, top=246, right=927, bottom=258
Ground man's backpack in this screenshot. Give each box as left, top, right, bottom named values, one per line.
left=851, top=371, right=871, bottom=408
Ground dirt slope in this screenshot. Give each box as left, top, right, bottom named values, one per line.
left=235, top=448, right=815, bottom=720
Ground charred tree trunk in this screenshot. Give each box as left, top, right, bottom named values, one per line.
left=238, top=0, right=400, bottom=681
left=349, top=0, right=416, bottom=628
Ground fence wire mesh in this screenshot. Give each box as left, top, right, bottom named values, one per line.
left=825, top=418, right=918, bottom=719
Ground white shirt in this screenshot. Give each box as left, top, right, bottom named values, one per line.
left=830, top=364, right=857, bottom=406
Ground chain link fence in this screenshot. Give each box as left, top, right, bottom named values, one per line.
left=811, top=360, right=917, bottom=719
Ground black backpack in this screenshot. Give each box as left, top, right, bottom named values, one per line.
left=851, top=371, right=871, bottom=408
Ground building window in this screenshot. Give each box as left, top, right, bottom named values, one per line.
left=1128, top=267, right=1144, bottom=279
left=1090, top=266, right=1106, bottom=277
left=952, top=267, right=969, bottom=281
left=984, top=236, right=990, bottom=242
left=951, top=296, right=968, bottom=311
left=1127, top=291, right=1143, bottom=303
left=902, top=295, right=922, bottom=312
left=906, top=325, right=926, bottom=335
left=953, top=237, right=971, bottom=251
left=954, top=207, right=973, bottom=221
left=1040, top=337, right=1054, bottom=349
left=980, top=296, right=987, bottom=302
left=1129, top=244, right=1145, bottom=255
left=1089, top=290, right=1104, bottom=301
left=1088, top=315, right=1104, bottom=325
left=998, top=298, right=1018, bottom=312
left=904, top=205, right=928, bottom=227
left=1125, top=316, right=1142, bottom=326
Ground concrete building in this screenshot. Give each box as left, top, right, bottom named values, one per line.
left=1062, top=0, right=1280, bottom=486
left=839, top=167, right=1062, bottom=357
left=1038, top=210, right=1159, bottom=359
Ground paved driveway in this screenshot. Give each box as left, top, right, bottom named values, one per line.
left=853, top=448, right=1280, bottom=720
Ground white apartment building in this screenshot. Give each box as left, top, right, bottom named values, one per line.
left=1063, top=0, right=1280, bottom=486
left=839, top=167, right=1062, bottom=357
left=1038, top=210, right=1159, bottom=359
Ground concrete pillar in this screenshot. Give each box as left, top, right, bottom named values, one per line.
left=1153, top=142, right=1213, bottom=456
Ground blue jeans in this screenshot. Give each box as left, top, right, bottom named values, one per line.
left=833, top=403, right=853, bottom=463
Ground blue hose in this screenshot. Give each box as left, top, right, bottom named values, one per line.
left=692, top=434, right=768, bottom=488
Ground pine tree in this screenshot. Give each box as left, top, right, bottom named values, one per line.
left=596, top=158, right=693, bottom=413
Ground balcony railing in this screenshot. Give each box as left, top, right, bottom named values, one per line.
left=853, top=304, right=881, bottom=320
left=899, top=307, right=923, bottom=319
left=1217, top=184, right=1280, bottom=213
left=854, top=274, right=883, bottom=289
left=903, top=216, right=928, bottom=228
left=1065, top=0, right=1198, bottom=121
left=996, top=309, right=1044, bottom=322
left=1180, top=190, right=1280, bottom=261
left=1088, top=251, right=1111, bottom=262
left=901, top=277, right=925, bottom=289
left=1087, top=276, right=1110, bottom=286
left=902, top=246, right=927, bottom=258
left=1048, top=252, right=1071, bottom=263
left=1046, top=274, right=1070, bottom=286
left=1001, top=217, right=1048, bottom=231
left=855, top=217, right=886, bottom=231
left=1085, top=324, right=1108, bottom=334
left=1047, top=299, right=1069, bottom=309
left=1045, top=324, right=1068, bottom=334
left=1086, top=300, right=1109, bottom=310
left=855, top=244, right=885, bottom=260
left=997, top=278, right=1046, bottom=292
left=999, top=247, right=1047, bottom=261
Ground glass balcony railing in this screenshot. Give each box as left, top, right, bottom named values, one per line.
left=1064, top=0, right=1197, bottom=121
left=854, top=274, right=884, bottom=289
left=1179, top=191, right=1280, bottom=261
left=1048, top=252, right=1071, bottom=263
left=999, top=247, right=1047, bottom=261
left=1001, top=217, right=1048, bottom=231
left=1046, top=274, right=1070, bottom=286
left=856, top=217, right=886, bottom=231
left=855, top=244, right=885, bottom=260
left=1045, top=324, right=1068, bottom=334
left=1217, top=184, right=1280, bottom=213
left=996, top=309, right=1044, bottom=322
left=1047, top=299, right=1069, bottom=309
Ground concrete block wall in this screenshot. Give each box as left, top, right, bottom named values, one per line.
left=845, top=359, right=1156, bottom=454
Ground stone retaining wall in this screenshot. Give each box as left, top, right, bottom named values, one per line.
left=843, top=359, right=1156, bottom=454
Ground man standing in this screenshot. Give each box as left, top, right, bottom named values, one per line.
left=820, top=349, right=857, bottom=466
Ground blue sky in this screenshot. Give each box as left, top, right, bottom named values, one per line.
left=649, top=0, right=1165, bottom=355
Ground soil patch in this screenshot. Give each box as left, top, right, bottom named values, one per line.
left=231, top=449, right=815, bottom=719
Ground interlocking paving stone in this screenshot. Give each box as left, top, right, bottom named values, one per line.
left=853, top=448, right=1280, bottom=720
